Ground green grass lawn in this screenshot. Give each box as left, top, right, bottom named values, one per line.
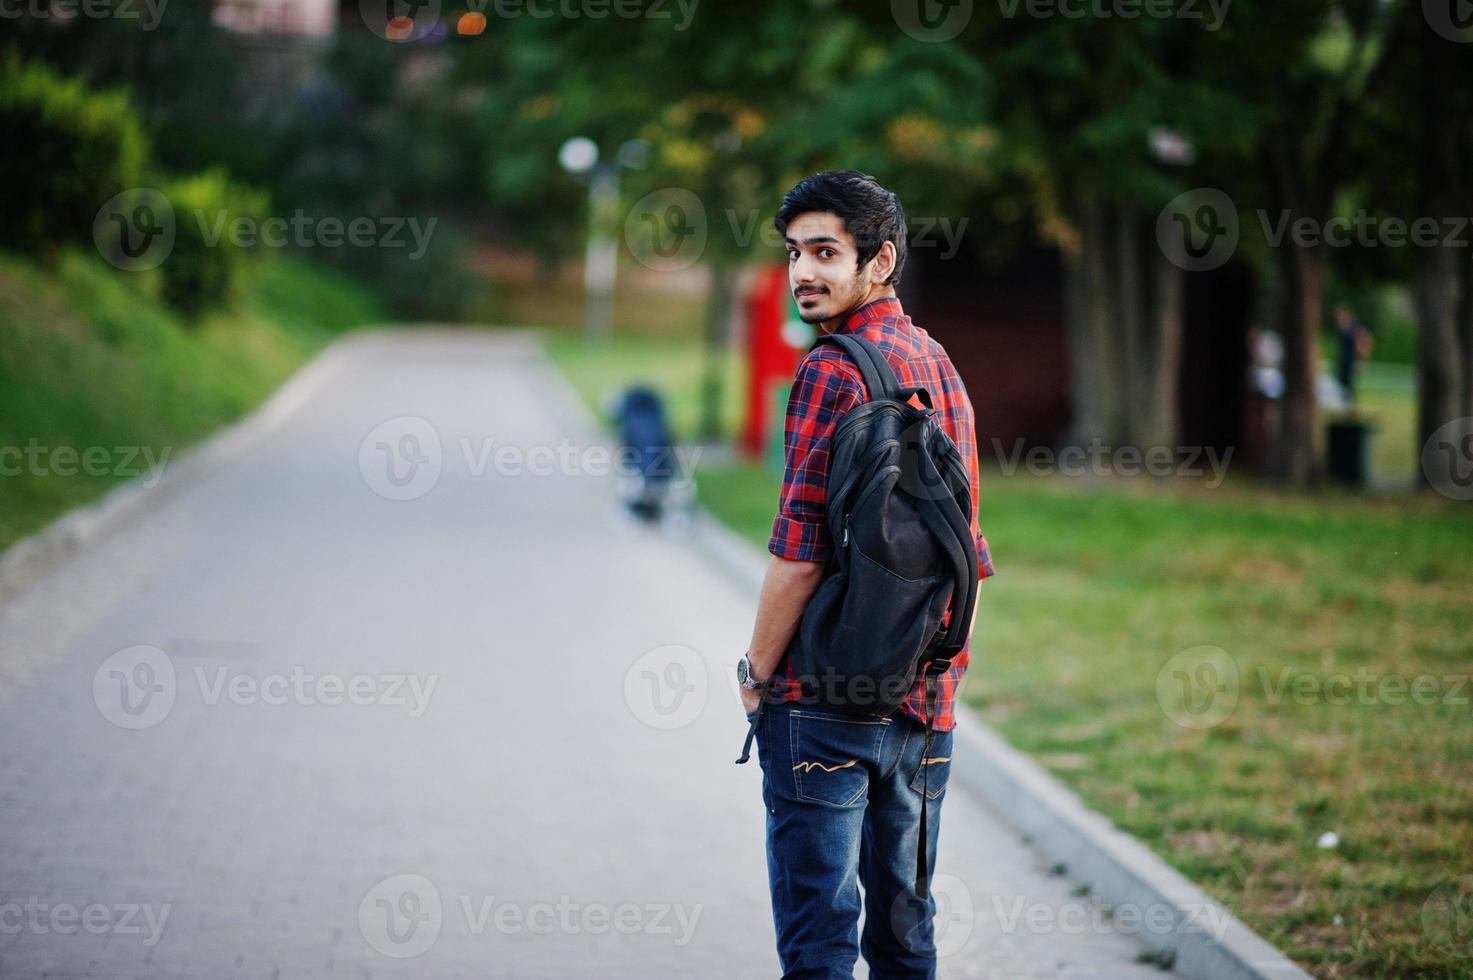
left=548, top=332, right=1473, bottom=979
left=1353, top=362, right=1417, bottom=488
left=0, top=249, right=386, bottom=550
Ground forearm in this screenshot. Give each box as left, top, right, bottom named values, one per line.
left=745, top=555, right=825, bottom=680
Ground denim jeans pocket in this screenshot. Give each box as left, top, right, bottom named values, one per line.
left=789, top=710, right=887, bottom=807
left=909, top=728, right=954, bottom=801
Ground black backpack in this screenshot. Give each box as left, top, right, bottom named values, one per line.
left=786, top=332, right=978, bottom=725
left=735, top=332, right=978, bottom=901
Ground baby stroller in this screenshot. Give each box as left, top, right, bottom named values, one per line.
left=609, top=386, right=696, bottom=529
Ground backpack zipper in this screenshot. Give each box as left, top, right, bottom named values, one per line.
left=851, top=464, right=901, bottom=516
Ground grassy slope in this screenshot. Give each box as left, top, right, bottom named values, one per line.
left=547, top=333, right=1473, bottom=979
left=0, top=250, right=385, bottom=550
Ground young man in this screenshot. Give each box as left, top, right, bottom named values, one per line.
left=735, top=171, right=995, bottom=978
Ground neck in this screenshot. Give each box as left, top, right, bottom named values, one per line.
left=819, top=288, right=897, bottom=334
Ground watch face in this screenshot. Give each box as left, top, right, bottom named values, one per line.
left=737, top=657, right=751, bottom=685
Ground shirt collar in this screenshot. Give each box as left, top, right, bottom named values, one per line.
left=832, top=296, right=903, bottom=335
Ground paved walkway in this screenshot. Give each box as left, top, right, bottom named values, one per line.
left=0, top=329, right=1178, bottom=978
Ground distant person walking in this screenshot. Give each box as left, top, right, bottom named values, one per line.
left=1333, top=305, right=1374, bottom=404
left=733, top=171, right=994, bottom=979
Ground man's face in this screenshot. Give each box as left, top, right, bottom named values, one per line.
left=784, top=211, right=876, bottom=328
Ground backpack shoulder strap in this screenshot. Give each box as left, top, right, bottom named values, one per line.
left=814, top=332, right=902, bottom=403
left=913, top=441, right=979, bottom=655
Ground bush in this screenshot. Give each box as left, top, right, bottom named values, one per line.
left=0, top=55, right=147, bottom=261
left=156, top=169, right=272, bottom=317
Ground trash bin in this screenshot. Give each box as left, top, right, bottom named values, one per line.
left=1326, top=418, right=1374, bottom=486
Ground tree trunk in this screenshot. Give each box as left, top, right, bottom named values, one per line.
left=1061, top=195, right=1182, bottom=452
left=1062, top=193, right=1124, bottom=446
left=1270, top=243, right=1325, bottom=486
left=1460, top=260, right=1473, bottom=423
left=1413, top=21, right=1469, bottom=485
left=1139, top=232, right=1184, bottom=450
left=1414, top=223, right=1464, bottom=488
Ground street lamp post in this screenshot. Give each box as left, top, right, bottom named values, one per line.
left=558, top=136, right=650, bottom=346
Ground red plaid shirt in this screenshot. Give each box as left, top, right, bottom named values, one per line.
left=767, top=297, right=995, bottom=732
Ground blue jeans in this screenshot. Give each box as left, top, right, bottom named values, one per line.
left=748, top=699, right=954, bottom=979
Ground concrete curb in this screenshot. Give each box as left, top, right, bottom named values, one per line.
left=684, top=507, right=1312, bottom=980
left=0, top=330, right=369, bottom=606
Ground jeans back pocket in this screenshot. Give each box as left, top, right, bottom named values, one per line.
left=909, top=728, right=953, bottom=801
left=789, top=710, right=888, bottom=808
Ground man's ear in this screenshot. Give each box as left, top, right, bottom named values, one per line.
left=868, top=240, right=897, bottom=285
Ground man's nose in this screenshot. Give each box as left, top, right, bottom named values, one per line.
left=791, top=255, right=816, bottom=286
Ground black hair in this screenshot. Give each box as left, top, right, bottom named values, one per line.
left=774, top=170, right=908, bottom=287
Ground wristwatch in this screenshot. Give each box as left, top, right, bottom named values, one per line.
left=736, top=653, right=770, bottom=691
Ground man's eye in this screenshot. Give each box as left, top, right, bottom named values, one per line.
left=819, top=249, right=836, bottom=259
left=787, top=249, right=799, bottom=261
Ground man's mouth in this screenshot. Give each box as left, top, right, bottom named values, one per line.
left=795, top=289, right=825, bottom=300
